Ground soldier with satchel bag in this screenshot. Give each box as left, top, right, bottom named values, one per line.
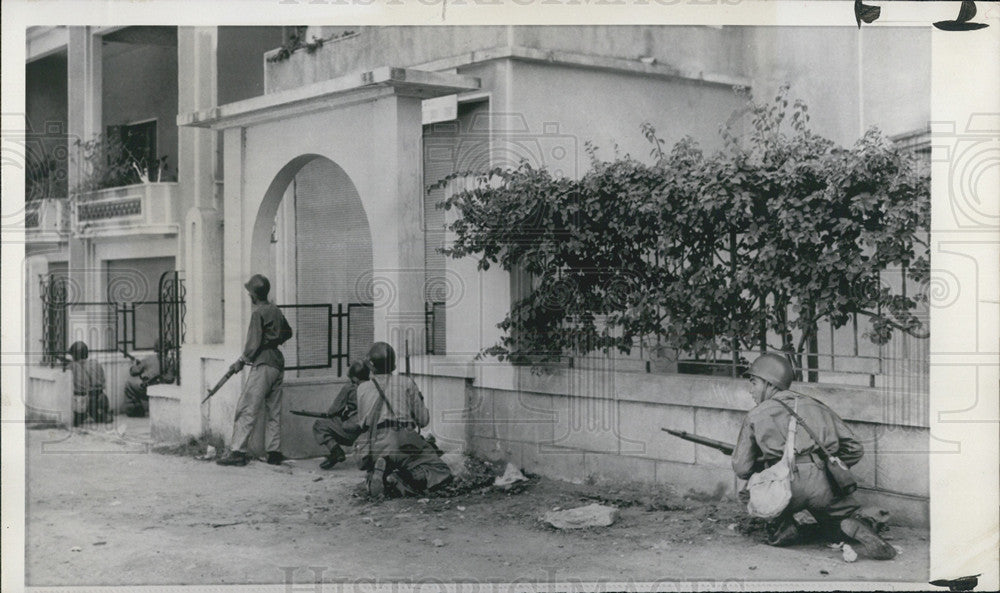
left=773, top=397, right=858, bottom=498
left=745, top=399, right=799, bottom=520
left=732, top=353, right=896, bottom=559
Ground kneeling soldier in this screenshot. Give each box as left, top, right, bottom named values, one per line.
left=732, top=353, right=896, bottom=559
left=312, top=361, right=368, bottom=469
left=124, top=340, right=175, bottom=417
left=356, top=341, right=452, bottom=497
left=67, top=341, right=112, bottom=426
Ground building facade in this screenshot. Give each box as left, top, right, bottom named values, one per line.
left=25, top=25, right=932, bottom=523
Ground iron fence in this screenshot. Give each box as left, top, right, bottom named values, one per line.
left=277, top=302, right=373, bottom=376
left=39, top=271, right=185, bottom=385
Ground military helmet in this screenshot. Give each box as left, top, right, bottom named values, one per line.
left=244, top=274, right=271, bottom=301
left=366, top=341, right=396, bottom=374
left=67, top=341, right=89, bottom=360
left=347, top=360, right=370, bottom=382
left=745, top=353, right=794, bottom=391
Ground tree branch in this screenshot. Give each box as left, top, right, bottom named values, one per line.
left=856, top=310, right=930, bottom=338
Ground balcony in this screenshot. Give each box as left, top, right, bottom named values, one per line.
left=74, top=182, right=179, bottom=238
left=25, top=199, right=71, bottom=244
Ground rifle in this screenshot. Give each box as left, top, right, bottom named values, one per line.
left=203, top=367, right=239, bottom=404
left=661, top=428, right=735, bottom=456
left=290, top=410, right=333, bottom=420
left=121, top=349, right=139, bottom=364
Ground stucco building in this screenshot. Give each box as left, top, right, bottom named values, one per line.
left=25, top=25, right=932, bottom=524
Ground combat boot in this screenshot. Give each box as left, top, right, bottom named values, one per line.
left=216, top=451, right=248, bottom=466
left=840, top=518, right=897, bottom=560
left=320, top=445, right=346, bottom=470
left=266, top=451, right=285, bottom=465
left=766, top=519, right=799, bottom=547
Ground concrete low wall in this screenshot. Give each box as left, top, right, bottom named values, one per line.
left=26, top=365, right=73, bottom=425
left=408, top=356, right=930, bottom=528
left=150, top=344, right=350, bottom=458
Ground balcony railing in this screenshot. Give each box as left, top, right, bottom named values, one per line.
left=74, top=182, right=179, bottom=238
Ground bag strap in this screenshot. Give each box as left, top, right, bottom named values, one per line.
left=773, top=396, right=832, bottom=462
left=780, top=398, right=798, bottom=467
left=368, top=374, right=396, bottom=417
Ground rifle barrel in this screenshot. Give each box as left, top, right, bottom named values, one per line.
left=661, top=428, right=735, bottom=456
left=290, top=410, right=331, bottom=419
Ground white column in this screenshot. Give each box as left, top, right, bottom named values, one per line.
left=223, top=126, right=248, bottom=354
left=367, top=93, right=428, bottom=358
left=66, top=27, right=103, bottom=304
left=178, top=27, right=224, bottom=346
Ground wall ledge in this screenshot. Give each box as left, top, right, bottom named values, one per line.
left=414, top=359, right=927, bottom=429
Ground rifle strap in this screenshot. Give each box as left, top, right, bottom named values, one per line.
left=773, top=396, right=832, bottom=463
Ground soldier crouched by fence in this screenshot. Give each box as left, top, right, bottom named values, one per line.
left=732, top=353, right=896, bottom=560
left=67, top=341, right=112, bottom=427
left=124, top=340, right=176, bottom=417
left=311, top=361, right=368, bottom=469
left=356, top=341, right=452, bottom=497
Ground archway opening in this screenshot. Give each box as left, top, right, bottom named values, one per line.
left=252, top=155, right=373, bottom=378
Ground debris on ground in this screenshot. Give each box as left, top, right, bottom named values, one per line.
left=793, top=510, right=817, bottom=524
left=493, top=463, right=527, bottom=488
left=542, top=503, right=618, bottom=529
left=70, top=547, right=82, bottom=552
left=432, top=539, right=444, bottom=547
left=433, top=456, right=519, bottom=498
left=153, top=434, right=226, bottom=459
left=441, top=453, right=470, bottom=480
left=842, top=543, right=858, bottom=563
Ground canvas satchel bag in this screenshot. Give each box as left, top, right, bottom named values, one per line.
left=746, top=400, right=799, bottom=520
left=775, top=396, right=858, bottom=497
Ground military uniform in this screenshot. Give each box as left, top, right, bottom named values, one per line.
left=312, top=381, right=364, bottom=453
left=124, top=353, right=174, bottom=417
left=70, top=358, right=110, bottom=425
left=229, top=301, right=292, bottom=455
left=733, top=391, right=869, bottom=540
left=356, top=373, right=452, bottom=495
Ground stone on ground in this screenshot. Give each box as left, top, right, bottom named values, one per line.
left=542, top=503, right=618, bottom=529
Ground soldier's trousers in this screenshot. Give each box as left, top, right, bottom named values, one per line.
left=230, top=365, right=284, bottom=453
left=770, top=462, right=876, bottom=539
left=365, top=427, right=452, bottom=494
left=312, top=416, right=363, bottom=449
left=124, top=377, right=147, bottom=411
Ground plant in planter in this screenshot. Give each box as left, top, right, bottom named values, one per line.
left=74, top=132, right=171, bottom=192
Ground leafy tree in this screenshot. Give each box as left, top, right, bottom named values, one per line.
left=440, top=85, right=930, bottom=378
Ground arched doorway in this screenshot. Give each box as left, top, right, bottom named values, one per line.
left=254, top=155, right=373, bottom=378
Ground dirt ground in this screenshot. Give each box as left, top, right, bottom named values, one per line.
left=22, top=422, right=930, bottom=588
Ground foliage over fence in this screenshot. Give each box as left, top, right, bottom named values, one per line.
left=439, top=86, right=930, bottom=374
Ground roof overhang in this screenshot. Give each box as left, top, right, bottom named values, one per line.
left=178, top=67, right=481, bottom=131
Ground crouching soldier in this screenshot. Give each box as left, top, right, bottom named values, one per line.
left=124, top=340, right=176, bottom=417
left=312, top=361, right=368, bottom=469
left=732, top=353, right=896, bottom=559
left=67, top=341, right=112, bottom=426
left=356, top=341, right=452, bottom=497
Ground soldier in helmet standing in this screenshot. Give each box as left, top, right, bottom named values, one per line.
left=732, top=352, right=896, bottom=559
left=217, top=274, right=293, bottom=467
left=355, top=341, right=452, bottom=497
